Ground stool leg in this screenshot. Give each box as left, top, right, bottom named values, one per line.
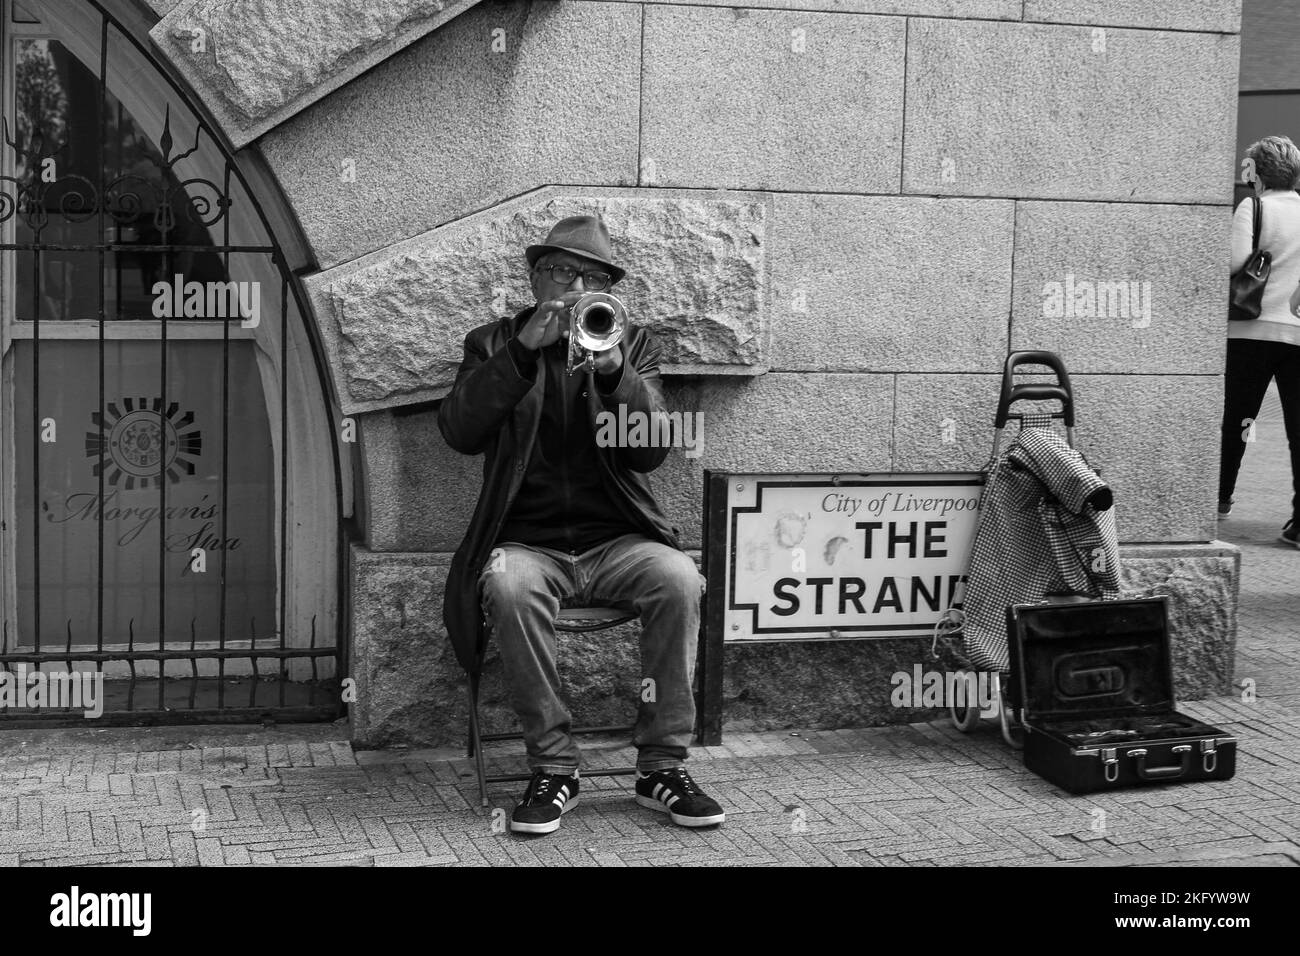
left=466, top=701, right=476, bottom=759
left=467, top=677, right=489, bottom=808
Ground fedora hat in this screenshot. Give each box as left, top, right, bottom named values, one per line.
left=525, top=214, right=625, bottom=284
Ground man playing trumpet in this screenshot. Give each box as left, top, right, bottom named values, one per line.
left=439, top=214, right=724, bottom=835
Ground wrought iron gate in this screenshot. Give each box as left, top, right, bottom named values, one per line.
left=0, top=0, right=343, bottom=724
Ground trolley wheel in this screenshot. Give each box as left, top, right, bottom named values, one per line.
left=950, top=671, right=981, bottom=732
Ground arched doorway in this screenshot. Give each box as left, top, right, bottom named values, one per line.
left=0, top=0, right=343, bottom=722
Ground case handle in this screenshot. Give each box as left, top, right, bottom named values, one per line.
left=996, top=351, right=1076, bottom=428
left=1130, top=745, right=1192, bottom=781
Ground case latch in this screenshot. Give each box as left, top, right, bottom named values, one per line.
left=1201, top=738, right=1218, bottom=773
left=1102, top=747, right=1119, bottom=782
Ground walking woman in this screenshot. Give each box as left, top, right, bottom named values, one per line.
left=1220, top=135, right=1300, bottom=548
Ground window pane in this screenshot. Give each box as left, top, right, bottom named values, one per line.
left=12, top=37, right=225, bottom=322
left=14, top=340, right=276, bottom=647
left=14, top=249, right=99, bottom=322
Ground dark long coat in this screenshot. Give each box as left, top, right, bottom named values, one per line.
left=437, top=309, right=683, bottom=675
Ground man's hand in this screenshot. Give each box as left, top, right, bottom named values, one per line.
left=517, top=293, right=583, bottom=351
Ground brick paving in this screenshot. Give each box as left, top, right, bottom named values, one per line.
left=0, top=392, right=1297, bottom=866
left=1, top=695, right=1295, bottom=867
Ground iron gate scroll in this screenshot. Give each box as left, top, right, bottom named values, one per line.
left=0, top=1, right=342, bottom=722
left=696, top=471, right=984, bottom=744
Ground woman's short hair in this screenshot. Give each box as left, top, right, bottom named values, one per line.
left=1246, top=135, right=1300, bottom=190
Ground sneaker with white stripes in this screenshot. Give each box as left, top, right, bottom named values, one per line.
left=635, top=768, right=725, bottom=827
left=510, top=770, right=579, bottom=835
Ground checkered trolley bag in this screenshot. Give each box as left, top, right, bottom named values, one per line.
left=933, top=351, right=1121, bottom=748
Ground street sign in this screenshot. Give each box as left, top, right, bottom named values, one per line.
left=696, top=471, right=985, bottom=743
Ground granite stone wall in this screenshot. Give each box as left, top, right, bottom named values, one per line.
left=150, top=1, right=1245, bottom=747
left=350, top=544, right=1240, bottom=748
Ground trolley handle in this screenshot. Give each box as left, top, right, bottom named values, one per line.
left=996, top=350, right=1075, bottom=428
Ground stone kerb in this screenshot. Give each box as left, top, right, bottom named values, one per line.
left=151, top=0, right=482, bottom=148
left=303, top=189, right=768, bottom=415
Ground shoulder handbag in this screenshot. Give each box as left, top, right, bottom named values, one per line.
left=1229, top=194, right=1270, bottom=321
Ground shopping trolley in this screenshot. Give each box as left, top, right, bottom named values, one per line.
left=931, top=351, right=1122, bottom=748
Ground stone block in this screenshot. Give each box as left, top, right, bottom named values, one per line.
left=1010, top=202, right=1230, bottom=374
left=1068, top=375, right=1222, bottom=543
left=259, top=1, right=641, bottom=267
left=641, top=5, right=906, bottom=191
left=303, top=188, right=766, bottom=414
left=392, top=405, right=482, bottom=552
left=152, top=0, right=484, bottom=147
left=893, top=373, right=1001, bottom=474
left=358, top=411, right=403, bottom=551
left=348, top=550, right=451, bottom=748
left=1120, top=544, right=1240, bottom=699
left=1024, top=0, right=1241, bottom=33
left=894, top=373, right=1223, bottom=542
left=768, top=194, right=1014, bottom=372
left=721, top=637, right=942, bottom=731
left=902, top=19, right=1239, bottom=203
left=686, top=373, right=896, bottom=474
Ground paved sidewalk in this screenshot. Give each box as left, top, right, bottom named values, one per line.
left=0, top=696, right=1295, bottom=867
left=1219, top=383, right=1300, bottom=714
left=0, top=392, right=1297, bottom=867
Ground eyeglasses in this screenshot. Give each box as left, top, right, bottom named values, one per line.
left=536, top=263, right=612, bottom=291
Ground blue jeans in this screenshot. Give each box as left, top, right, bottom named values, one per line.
left=478, top=533, right=705, bottom=774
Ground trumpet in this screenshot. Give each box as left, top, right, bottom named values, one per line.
left=565, top=292, right=627, bottom=375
